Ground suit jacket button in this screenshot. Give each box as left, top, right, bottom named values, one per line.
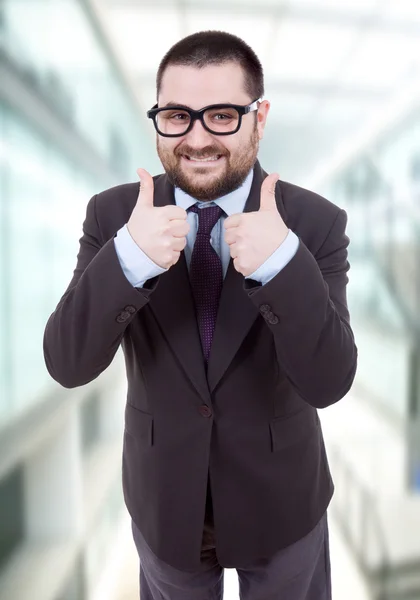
left=260, top=304, right=271, bottom=314
left=125, top=305, right=136, bottom=314
left=199, top=405, right=212, bottom=418
left=267, top=313, right=279, bottom=325
left=116, top=311, right=130, bottom=323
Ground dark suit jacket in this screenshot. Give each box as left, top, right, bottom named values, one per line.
left=43, top=159, right=357, bottom=571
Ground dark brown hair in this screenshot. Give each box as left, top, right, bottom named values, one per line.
left=156, top=30, right=264, bottom=102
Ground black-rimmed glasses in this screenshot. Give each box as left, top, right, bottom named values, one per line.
left=147, top=98, right=262, bottom=137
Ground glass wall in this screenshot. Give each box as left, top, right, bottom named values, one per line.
left=0, top=0, right=156, bottom=427
left=320, top=105, right=420, bottom=421
left=1, top=0, right=150, bottom=178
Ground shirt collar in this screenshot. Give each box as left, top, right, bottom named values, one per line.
left=174, top=168, right=254, bottom=216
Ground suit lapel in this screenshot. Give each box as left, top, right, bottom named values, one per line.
left=207, top=160, right=267, bottom=392
left=148, top=160, right=284, bottom=399
left=149, top=172, right=211, bottom=403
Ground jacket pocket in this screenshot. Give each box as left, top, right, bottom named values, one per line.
left=269, top=408, right=318, bottom=452
left=124, top=402, right=154, bottom=446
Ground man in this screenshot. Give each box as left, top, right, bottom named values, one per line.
left=44, top=30, right=357, bottom=600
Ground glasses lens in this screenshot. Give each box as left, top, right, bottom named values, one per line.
left=204, top=107, right=240, bottom=134
left=155, top=107, right=241, bottom=135
left=156, top=109, right=191, bottom=136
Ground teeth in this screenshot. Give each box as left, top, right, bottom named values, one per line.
left=187, top=156, right=220, bottom=162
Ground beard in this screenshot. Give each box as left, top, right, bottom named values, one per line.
left=157, top=125, right=259, bottom=202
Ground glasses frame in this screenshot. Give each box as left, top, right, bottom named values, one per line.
left=147, top=98, right=262, bottom=137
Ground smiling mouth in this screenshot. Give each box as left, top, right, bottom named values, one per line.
left=183, top=154, right=224, bottom=163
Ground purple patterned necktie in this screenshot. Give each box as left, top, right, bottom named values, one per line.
left=189, top=204, right=225, bottom=364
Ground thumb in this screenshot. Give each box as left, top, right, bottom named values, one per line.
left=136, top=168, right=154, bottom=207
left=259, top=173, right=279, bottom=211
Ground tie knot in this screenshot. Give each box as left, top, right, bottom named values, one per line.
left=189, top=204, right=225, bottom=236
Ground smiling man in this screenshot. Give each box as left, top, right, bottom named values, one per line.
left=44, top=30, right=358, bottom=600
left=152, top=61, right=262, bottom=203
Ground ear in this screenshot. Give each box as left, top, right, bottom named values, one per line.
left=257, top=100, right=270, bottom=141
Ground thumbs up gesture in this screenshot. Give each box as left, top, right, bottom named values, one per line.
left=127, top=168, right=190, bottom=269
left=224, top=173, right=289, bottom=277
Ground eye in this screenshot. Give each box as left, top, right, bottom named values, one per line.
left=160, top=111, right=190, bottom=121
left=170, top=113, right=189, bottom=121
left=213, top=113, right=233, bottom=121
left=206, top=108, right=238, bottom=122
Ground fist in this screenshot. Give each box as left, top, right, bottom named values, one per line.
left=127, top=168, right=190, bottom=269
left=224, top=173, right=289, bottom=277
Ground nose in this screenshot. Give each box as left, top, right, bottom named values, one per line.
left=184, top=117, right=215, bottom=148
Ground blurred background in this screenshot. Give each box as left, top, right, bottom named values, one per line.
left=1, top=0, right=420, bottom=598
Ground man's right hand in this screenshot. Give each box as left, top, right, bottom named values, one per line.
left=127, top=168, right=190, bottom=269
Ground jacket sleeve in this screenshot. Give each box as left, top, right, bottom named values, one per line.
left=43, top=194, right=158, bottom=388
left=244, top=208, right=358, bottom=409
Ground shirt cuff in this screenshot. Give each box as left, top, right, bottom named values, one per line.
left=246, top=230, right=300, bottom=285
left=114, top=224, right=167, bottom=288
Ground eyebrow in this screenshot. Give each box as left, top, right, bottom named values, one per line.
left=161, top=101, right=234, bottom=110
left=161, top=101, right=193, bottom=110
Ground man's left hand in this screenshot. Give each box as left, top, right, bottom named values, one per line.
left=224, top=173, right=289, bottom=277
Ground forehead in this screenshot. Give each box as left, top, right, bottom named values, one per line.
left=159, top=62, right=250, bottom=109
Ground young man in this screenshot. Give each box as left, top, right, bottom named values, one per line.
left=44, top=30, right=357, bottom=600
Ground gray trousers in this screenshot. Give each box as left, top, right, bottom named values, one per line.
left=130, top=511, right=332, bottom=600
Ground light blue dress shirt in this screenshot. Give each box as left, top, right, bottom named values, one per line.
left=114, top=168, right=299, bottom=288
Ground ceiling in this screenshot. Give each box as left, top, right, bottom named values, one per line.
left=94, top=0, right=420, bottom=186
